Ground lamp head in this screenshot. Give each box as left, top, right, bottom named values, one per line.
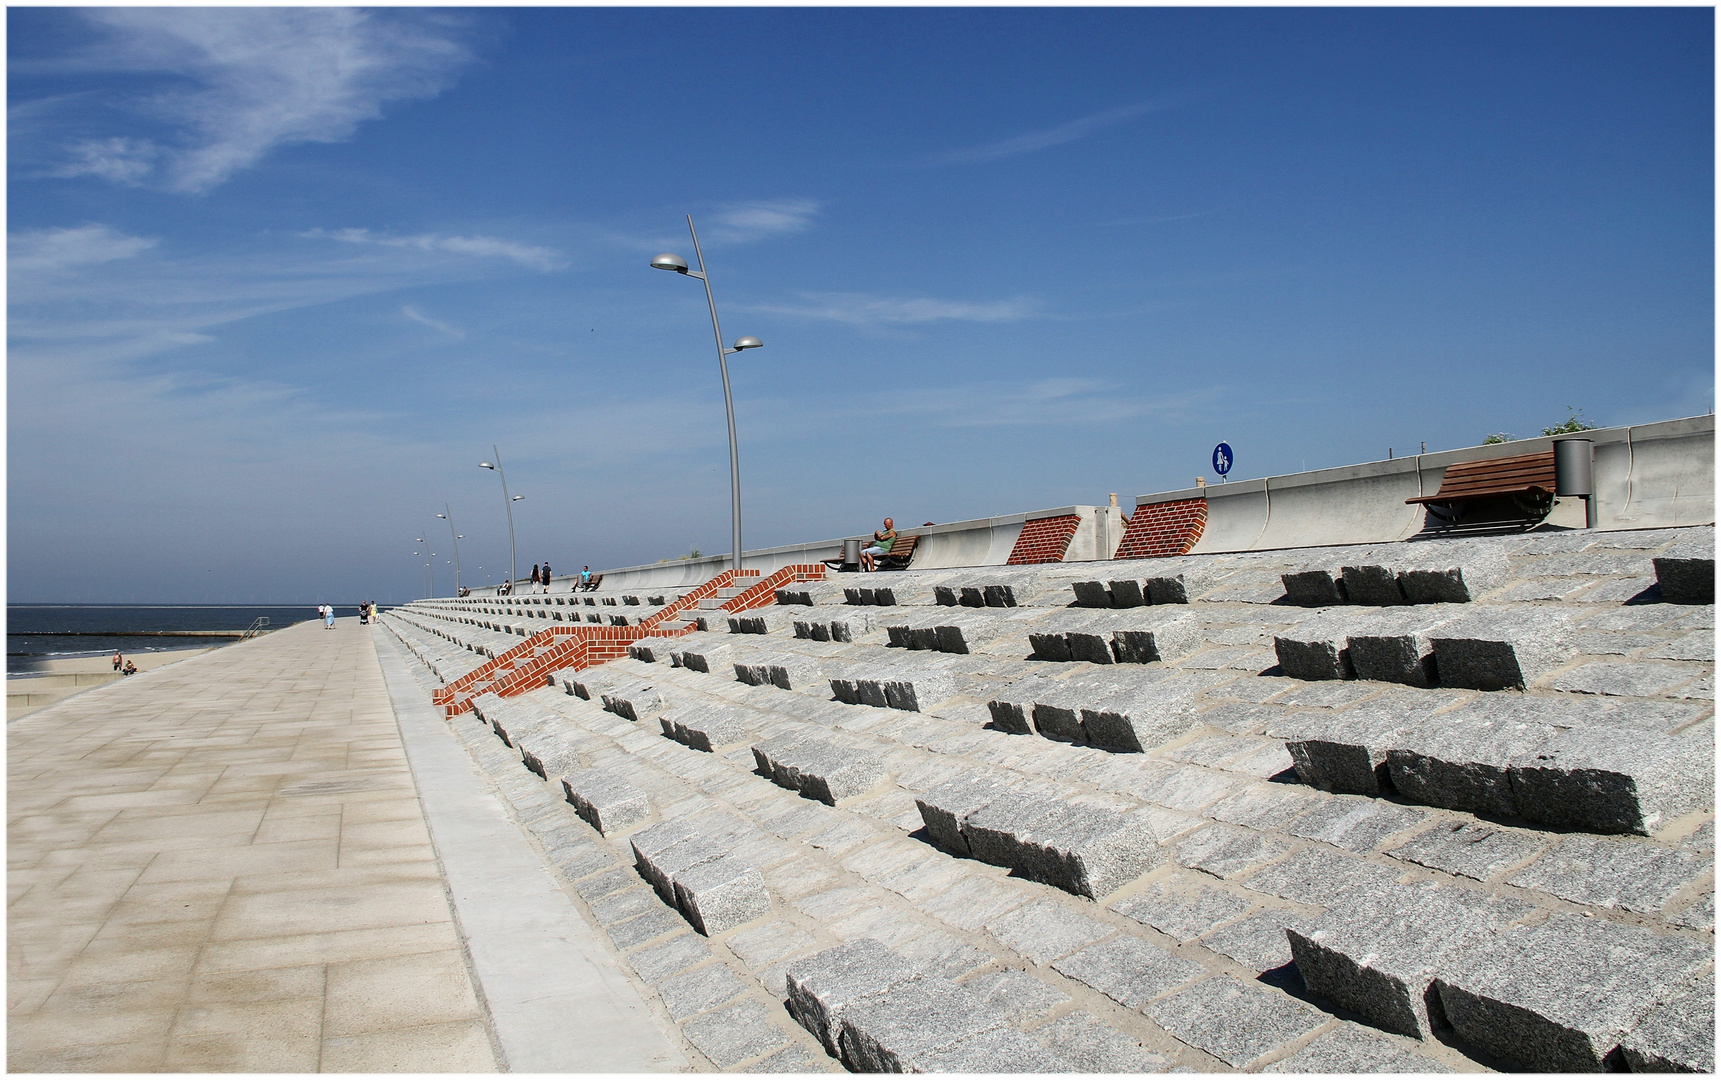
left=437, top=513, right=447, bottom=519
left=479, top=462, right=495, bottom=470
left=651, top=253, right=689, bottom=273
left=732, top=336, right=763, bottom=351
left=512, top=494, right=525, bottom=502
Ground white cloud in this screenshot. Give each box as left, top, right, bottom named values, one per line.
left=309, top=228, right=564, bottom=272
left=923, top=101, right=1170, bottom=167
left=402, top=304, right=465, bottom=338
left=754, top=291, right=1038, bottom=325
left=9, top=224, right=159, bottom=273
left=705, top=199, right=820, bottom=244
left=38, top=9, right=473, bottom=193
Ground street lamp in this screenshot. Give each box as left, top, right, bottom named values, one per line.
left=437, top=506, right=463, bottom=594
left=479, top=448, right=519, bottom=593
left=652, top=216, right=765, bottom=574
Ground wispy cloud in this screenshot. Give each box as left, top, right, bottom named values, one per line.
left=919, top=101, right=1174, bottom=167
left=28, top=8, right=473, bottom=193
left=10, top=224, right=159, bottom=273
left=704, top=199, right=820, bottom=244
left=754, top=291, right=1037, bottom=326
left=306, top=228, right=564, bottom=272
left=402, top=304, right=464, bottom=338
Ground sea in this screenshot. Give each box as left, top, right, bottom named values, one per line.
left=7, top=605, right=368, bottom=671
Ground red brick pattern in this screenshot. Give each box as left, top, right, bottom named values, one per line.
left=1008, top=515, right=1081, bottom=565
left=1114, top=497, right=1207, bottom=559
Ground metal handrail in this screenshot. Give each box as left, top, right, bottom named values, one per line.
left=242, top=617, right=270, bottom=639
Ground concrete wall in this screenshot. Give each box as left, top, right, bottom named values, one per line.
left=1149, top=414, right=1713, bottom=556
left=465, top=415, right=1711, bottom=597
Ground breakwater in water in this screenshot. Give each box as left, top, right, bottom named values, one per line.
left=7, top=605, right=351, bottom=666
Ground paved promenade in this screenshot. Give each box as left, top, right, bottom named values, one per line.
left=7, top=618, right=683, bottom=1072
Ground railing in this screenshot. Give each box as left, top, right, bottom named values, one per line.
left=242, top=617, right=270, bottom=639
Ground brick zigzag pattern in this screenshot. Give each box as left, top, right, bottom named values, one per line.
left=1007, top=514, right=1081, bottom=565
left=1114, top=497, right=1207, bottom=559
left=433, top=564, right=826, bottom=716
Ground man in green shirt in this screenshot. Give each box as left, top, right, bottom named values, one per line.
left=860, top=518, right=897, bottom=572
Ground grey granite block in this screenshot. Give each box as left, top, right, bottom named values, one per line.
left=1346, top=605, right=1466, bottom=686
left=608, top=905, right=689, bottom=949
left=1274, top=609, right=1358, bottom=681
left=1342, top=561, right=1408, bottom=606
left=660, top=704, right=754, bottom=753
left=1051, top=933, right=1205, bottom=1007
left=1285, top=795, right=1428, bottom=854
left=836, top=975, right=1001, bottom=1073
left=658, top=961, right=749, bottom=1019
left=1198, top=907, right=1314, bottom=975
left=1283, top=701, right=1442, bottom=796
left=1034, top=1011, right=1174, bottom=1073
left=1144, top=974, right=1329, bottom=1068
left=915, top=1025, right=1069, bottom=1073
left=1108, top=578, right=1146, bottom=607
left=959, top=968, right=1070, bottom=1024
left=1263, top=1022, right=1450, bottom=1073
left=1432, top=912, right=1712, bottom=1071
left=682, top=997, right=795, bottom=1068
left=784, top=939, right=922, bottom=1055
left=1073, top=580, right=1113, bottom=607
left=744, top=1042, right=838, bottom=1073
left=1386, top=820, right=1549, bottom=882
left=1504, top=832, right=1711, bottom=913
left=1507, top=725, right=1713, bottom=835
left=1288, top=880, right=1534, bottom=1037
left=561, top=769, right=650, bottom=835
left=1429, top=608, right=1578, bottom=690
left=1144, top=567, right=1225, bottom=605
left=914, top=772, right=1010, bottom=856
left=1394, top=548, right=1509, bottom=604
left=1080, top=679, right=1204, bottom=753
left=1618, top=972, right=1713, bottom=1073
left=1384, top=705, right=1558, bottom=818
left=1653, top=544, right=1714, bottom=604
left=1112, top=874, right=1254, bottom=941
left=629, top=932, right=714, bottom=982
left=673, top=854, right=772, bottom=935
left=963, top=797, right=1163, bottom=898
left=752, top=735, right=886, bottom=805
left=983, top=897, right=1114, bottom=965
left=1282, top=560, right=1348, bottom=607
left=1172, top=822, right=1295, bottom=879
left=1240, top=845, right=1404, bottom=907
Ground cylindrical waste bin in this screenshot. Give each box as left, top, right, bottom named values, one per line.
left=842, top=538, right=862, bottom=569
left=1553, top=439, right=1596, bottom=528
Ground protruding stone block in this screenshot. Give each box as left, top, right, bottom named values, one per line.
left=1072, top=581, right=1113, bottom=608
left=1282, top=560, right=1348, bottom=607
left=1395, top=549, right=1509, bottom=604
left=1507, top=725, right=1713, bottom=835
left=1282, top=701, right=1443, bottom=796
left=1430, top=609, right=1577, bottom=690
left=915, top=773, right=1011, bottom=855
left=1346, top=606, right=1464, bottom=687
left=671, top=854, right=771, bottom=935
left=1385, top=703, right=1556, bottom=817
left=836, top=975, right=997, bottom=1072
left=962, top=797, right=1162, bottom=898
left=1107, top=579, right=1146, bottom=608
left=1273, top=610, right=1358, bottom=681
left=751, top=736, right=885, bottom=805
left=659, top=705, right=754, bottom=753
left=1288, top=881, right=1534, bottom=1038
left=1342, top=562, right=1406, bottom=605
left=1618, top=972, right=1713, bottom=1073
left=562, top=769, right=650, bottom=835
left=1079, top=679, right=1204, bottom=753
left=1654, top=543, right=1714, bottom=604
left=1433, top=913, right=1712, bottom=1072
left=785, top=939, right=922, bottom=1055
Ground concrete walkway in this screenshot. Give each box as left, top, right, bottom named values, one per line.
left=6, top=617, right=674, bottom=1071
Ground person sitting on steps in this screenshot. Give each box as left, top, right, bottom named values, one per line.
left=860, top=517, right=897, bottom=572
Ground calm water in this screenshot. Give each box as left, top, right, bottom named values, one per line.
left=7, top=605, right=372, bottom=667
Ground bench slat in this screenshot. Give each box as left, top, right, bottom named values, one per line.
left=1406, top=451, right=1557, bottom=506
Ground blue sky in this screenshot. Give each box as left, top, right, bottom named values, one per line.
left=9, top=7, right=1713, bottom=603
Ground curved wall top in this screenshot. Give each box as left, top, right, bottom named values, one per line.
left=1165, top=414, right=1713, bottom=556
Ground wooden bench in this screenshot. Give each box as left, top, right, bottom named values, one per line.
left=577, top=573, right=604, bottom=592
left=1407, top=449, right=1557, bottom=529
left=874, top=534, right=919, bottom=571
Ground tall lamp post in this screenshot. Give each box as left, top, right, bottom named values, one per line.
left=652, top=215, right=764, bottom=575
left=412, top=546, right=434, bottom=599
left=479, top=446, right=523, bottom=594
left=437, top=506, right=463, bottom=594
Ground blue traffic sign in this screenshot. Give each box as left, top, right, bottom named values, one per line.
left=1212, top=442, right=1233, bottom=477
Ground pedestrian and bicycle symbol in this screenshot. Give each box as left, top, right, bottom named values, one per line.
left=1212, top=442, right=1233, bottom=479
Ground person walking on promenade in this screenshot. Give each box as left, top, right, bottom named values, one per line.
left=530, top=564, right=541, bottom=594
left=860, top=518, right=897, bottom=572
left=541, top=562, right=552, bottom=593
left=112, top=650, right=123, bottom=671
left=324, top=604, right=336, bottom=630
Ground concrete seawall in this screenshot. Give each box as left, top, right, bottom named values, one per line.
left=483, top=414, right=1711, bottom=598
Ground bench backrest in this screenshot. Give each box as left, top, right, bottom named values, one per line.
left=885, top=534, right=918, bottom=560
left=1417, top=450, right=1556, bottom=503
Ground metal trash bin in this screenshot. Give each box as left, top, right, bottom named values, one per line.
left=841, top=538, right=862, bottom=571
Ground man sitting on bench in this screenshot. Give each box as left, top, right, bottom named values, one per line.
left=860, top=518, right=897, bottom=572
